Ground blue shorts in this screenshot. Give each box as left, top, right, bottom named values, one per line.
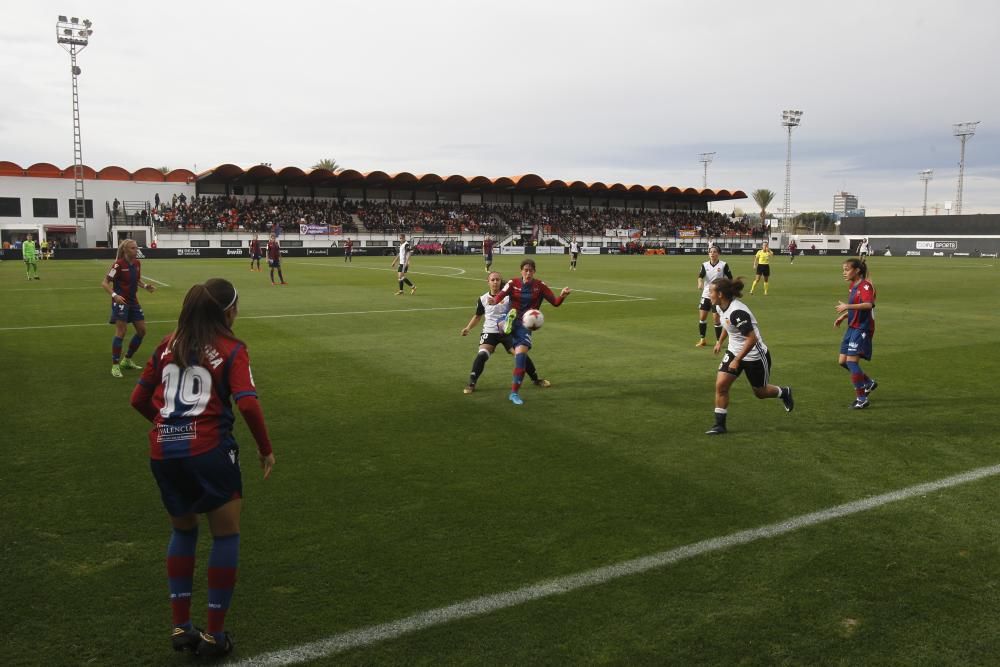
left=109, top=302, right=145, bottom=324
left=150, top=444, right=243, bottom=516
left=510, top=323, right=534, bottom=350
left=268, top=258, right=280, bottom=268
left=840, top=328, right=873, bottom=360
left=251, top=251, right=262, bottom=260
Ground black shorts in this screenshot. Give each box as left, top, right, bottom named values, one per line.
left=479, top=332, right=514, bottom=352
left=718, top=349, right=772, bottom=388
left=755, top=264, right=771, bottom=277
left=150, top=444, right=243, bottom=517
left=698, top=297, right=713, bottom=312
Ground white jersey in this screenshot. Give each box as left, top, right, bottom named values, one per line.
left=716, top=298, right=768, bottom=360
left=475, top=291, right=510, bottom=334
left=570, top=241, right=580, bottom=254
left=397, top=241, right=411, bottom=265
left=699, top=260, right=731, bottom=299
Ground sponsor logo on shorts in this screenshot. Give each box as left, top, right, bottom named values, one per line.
left=156, top=422, right=196, bottom=442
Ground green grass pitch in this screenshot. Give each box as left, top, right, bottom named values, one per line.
left=2, top=253, right=998, bottom=665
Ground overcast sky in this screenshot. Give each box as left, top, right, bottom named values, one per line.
left=2, top=0, right=997, bottom=216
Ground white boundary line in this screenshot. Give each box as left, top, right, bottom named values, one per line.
left=236, top=463, right=1000, bottom=666
left=0, top=298, right=649, bottom=332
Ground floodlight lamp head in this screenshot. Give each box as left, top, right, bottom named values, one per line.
left=781, top=109, right=803, bottom=127
left=83, top=19, right=92, bottom=28
left=70, top=16, right=79, bottom=24
left=952, top=121, right=980, bottom=137
left=58, top=15, right=68, bottom=22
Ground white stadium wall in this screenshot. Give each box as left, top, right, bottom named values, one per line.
left=0, top=174, right=195, bottom=247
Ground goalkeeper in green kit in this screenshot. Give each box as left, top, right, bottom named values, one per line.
left=23, top=234, right=40, bottom=280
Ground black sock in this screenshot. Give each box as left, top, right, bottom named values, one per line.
left=404, top=278, right=414, bottom=287
left=398, top=279, right=404, bottom=290
left=699, top=321, right=707, bottom=338
left=525, top=355, right=538, bottom=382
left=470, top=350, right=489, bottom=384
left=714, top=324, right=723, bottom=340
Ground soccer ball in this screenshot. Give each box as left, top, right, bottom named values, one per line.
left=522, top=309, right=544, bottom=331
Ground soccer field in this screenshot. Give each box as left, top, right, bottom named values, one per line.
left=2, top=253, right=998, bottom=665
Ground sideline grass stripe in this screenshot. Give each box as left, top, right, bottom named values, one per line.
left=237, top=463, right=1000, bottom=666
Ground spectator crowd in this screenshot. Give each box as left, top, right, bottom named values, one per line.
left=125, top=195, right=762, bottom=240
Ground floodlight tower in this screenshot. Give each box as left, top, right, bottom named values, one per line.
left=55, top=15, right=94, bottom=229
left=698, top=152, right=715, bottom=188
left=698, top=152, right=715, bottom=211
left=781, top=110, right=803, bottom=231
left=952, top=121, right=979, bottom=215
left=919, top=169, right=933, bottom=216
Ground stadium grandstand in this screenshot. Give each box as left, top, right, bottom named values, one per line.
left=0, top=160, right=758, bottom=255
left=3, top=160, right=997, bottom=258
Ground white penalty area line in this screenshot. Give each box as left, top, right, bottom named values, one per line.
left=236, top=463, right=1000, bottom=666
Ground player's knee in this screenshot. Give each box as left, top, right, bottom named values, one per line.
left=477, top=349, right=491, bottom=361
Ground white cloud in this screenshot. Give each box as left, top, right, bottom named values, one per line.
left=3, top=0, right=998, bottom=215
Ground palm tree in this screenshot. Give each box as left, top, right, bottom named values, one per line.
left=752, top=189, right=775, bottom=225
left=312, top=158, right=340, bottom=172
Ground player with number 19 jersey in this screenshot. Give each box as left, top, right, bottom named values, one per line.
left=135, top=334, right=267, bottom=460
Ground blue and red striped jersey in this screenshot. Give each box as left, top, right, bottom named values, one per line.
left=496, top=278, right=565, bottom=320
left=847, top=279, right=876, bottom=334
left=106, top=259, right=143, bottom=304
left=136, top=334, right=261, bottom=460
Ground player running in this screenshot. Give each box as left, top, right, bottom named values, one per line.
left=461, top=271, right=549, bottom=394
left=392, top=233, right=416, bottom=294
left=130, top=278, right=275, bottom=659
left=705, top=276, right=794, bottom=435
left=102, top=239, right=156, bottom=378
left=490, top=259, right=570, bottom=405
left=696, top=244, right=732, bottom=347
left=835, top=258, right=877, bottom=409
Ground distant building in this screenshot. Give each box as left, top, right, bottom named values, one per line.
left=833, top=191, right=859, bottom=215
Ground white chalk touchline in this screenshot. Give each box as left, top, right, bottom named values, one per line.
left=0, top=298, right=645, bottom=332
left=235, top=463, right=1000, bottom=666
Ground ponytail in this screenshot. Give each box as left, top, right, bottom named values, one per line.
left=713, top=276, right=745, bottom=301
left=844, top=258, right=868, bottom=279
left=170, top=278, right=239, bottom=368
